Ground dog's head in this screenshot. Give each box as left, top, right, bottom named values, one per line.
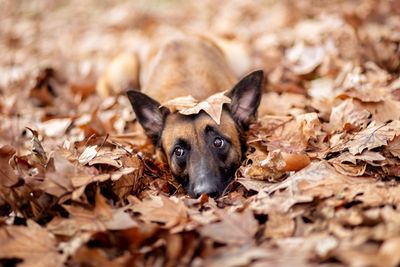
left=127, top=70, right=263, bottom=198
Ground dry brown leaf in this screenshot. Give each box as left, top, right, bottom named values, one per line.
left=345, top=120, right=400, bottom=155
left=264, top=212, right=295, bottom=239
left=355, top=99, right=400, bottom=124
left=258, top=92, right=307, bottom=117
left=286, top=42, right=325, bottom=75
left=71, top=174, right=110, bottom=200
left=336, top=86, right=389, bottom=103
left=265, top=160, right=349, bottom=196
left=295, top=112, right=323, bottom=143
left=328, top=99, right=370, bottom=132
left=0, top=145, right=18, bottom=187
left=88, top=154, right=122, bottom=168
left=200, top=209, right=258, bottom=245
left=41, top=150, right=75, bottom=198
left=132, top=195, right=188, bottom=229
left=236, top=178, right=269, bottom=192
left=242, top=149, right=310, bottom=181
left=329, top=150, right=386, bottom=176
left=387, top=135, right=400, bottom=158
left=38, top=118, right=72, bottom=137
left=161, top=95, right=198, bottom=111
left=250, top=190, right=313, bottom=215
left=242, top=149, right=286, bottom=182
left=48, top=190, right=136, bottom=236
left=262, top=116, right=310, bottom=153
left=0, top=220, right=64, bottom=267
left=70, top=247, right=130, bottom=267
left=26, top=127, right=48, bottom=165
left=78, top=145, right=98, bottom=165
left=162, top=91, right=231, bottom=124
left=201, top=246, right=274, bottom=267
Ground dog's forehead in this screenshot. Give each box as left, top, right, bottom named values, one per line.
left=161, top=111, right=239, bottom=151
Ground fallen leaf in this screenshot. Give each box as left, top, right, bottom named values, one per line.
left=26, top=127, right=48, bottom=165
left=265, top=161, right=349, bottom=196
left=328, top=99, right=370, bottom=132
left=387, top=135, right=400, bottom=158
left=69, top=247, right=130, bottom=267
left=201, top=246, right=274, bottom=267
left=71, top=174, right=110, bottom=200
left=200, top=209, right=258, bottom=245
left=48, top=191, right=136, bottom=236
left=264, top=212, right=295, bottom=239
left=286, top=42, right=325, bottom=75
left=38, top=118, right=72, bottom=137
left=0, top=220, right=64, bottom=267
left=41, top=150, right=75, bottom=198
left=345, top=120, right=400, bottom=155
left=162, top=91, right=231, bottom=124
left=132, top=195, right=188, bottom=229
left=78, top=145, right=98, bottom=165
left=0, top=145, right=18, bottom=187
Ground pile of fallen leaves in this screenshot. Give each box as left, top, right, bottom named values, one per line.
left=1, top=0, right=400, bottom=266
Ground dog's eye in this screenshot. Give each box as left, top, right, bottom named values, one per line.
left=174, top=146, right=185, bottom=157
left=213, top=137, right=224, bottom=148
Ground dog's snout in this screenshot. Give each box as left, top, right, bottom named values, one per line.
left=193, top=183, right=219, bottom=198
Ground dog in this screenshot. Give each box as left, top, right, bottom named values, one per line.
left=125, top=35, right=263, bottom=198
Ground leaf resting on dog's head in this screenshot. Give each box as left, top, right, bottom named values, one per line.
left=161, top=92, right=231, bottom=124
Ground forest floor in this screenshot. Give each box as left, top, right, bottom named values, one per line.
left=1, top=0, right=400, bottom=266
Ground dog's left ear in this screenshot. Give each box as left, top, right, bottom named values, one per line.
left=227, top=70, right=264, bottom=130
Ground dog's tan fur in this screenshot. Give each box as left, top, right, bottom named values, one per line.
left=140, top=35, right=237, bottom=103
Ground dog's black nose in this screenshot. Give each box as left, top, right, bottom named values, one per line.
left=193, top=186, right=219, bottom=198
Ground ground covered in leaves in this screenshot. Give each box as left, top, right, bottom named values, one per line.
left=1, top=0, right=400, bottom=266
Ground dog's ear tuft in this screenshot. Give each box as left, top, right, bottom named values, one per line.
left=127, top=90, right=170, bottom=144
left=227, top=70, right=264, bottom=130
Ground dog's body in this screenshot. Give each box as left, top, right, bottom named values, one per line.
left=125, top=35, right=263, bottom=198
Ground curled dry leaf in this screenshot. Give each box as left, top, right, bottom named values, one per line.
left=242, top=149, right=286, bottom=182
left=48, top=190, right=137, bottom=237
left=78, top=145, right=98, bottom=165
left=162, top=91, right=231, bottom=124
left=286, top=42, right=325, bottom=75
left=328, top=99, right=371, bottom=132
left=0, top=220, right=64, bottom=267
left=71, top=174, right=110, bottom=200
left=242, top=149, right=310, bottom=181
left=345, top=120, right=400, bottom=155
left=26, top=127, right=48, bottom=165
left=37, top=118, right=72, bottom=138
left=201, top=246, right=274, bottom=267
left=387, top=135, right=400, bottom=158
left=265, top=160, right=348, bottom=196
left=41, top=150, right=75, bottom=198
left=132, top=195, right=188, bottom=229
left=264, top=212, right=295, bottom=239
left=295, top=112, right=323, bottom=143
left=0, top=145, right=18, bottom=187
left=200, top=209, right=258, bottom=245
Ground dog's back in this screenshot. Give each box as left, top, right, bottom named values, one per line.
left=141, top=35, right=237, bottom=103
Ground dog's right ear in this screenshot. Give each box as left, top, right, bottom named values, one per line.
left=127, top=90, right=170, bottom=145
